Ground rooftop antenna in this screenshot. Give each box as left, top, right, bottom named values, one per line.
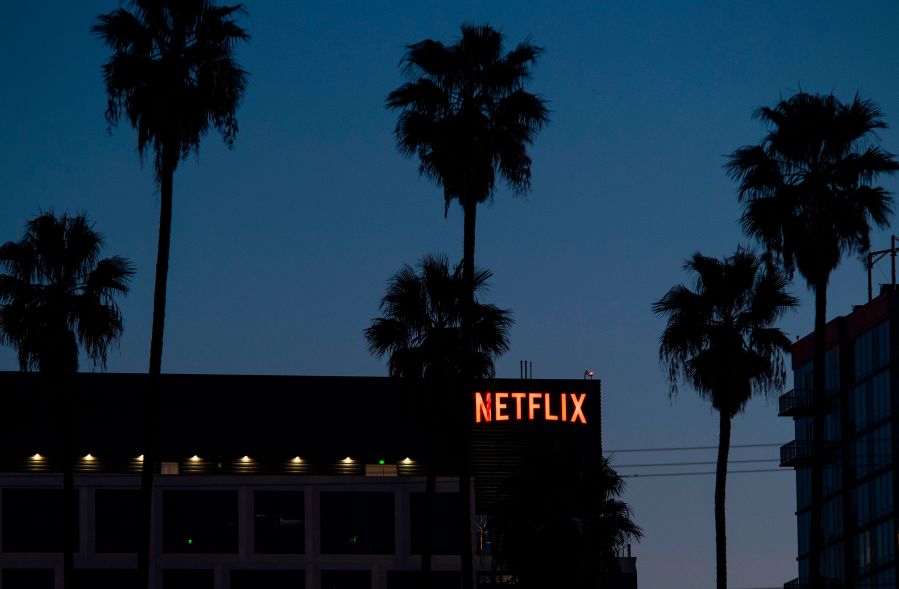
left=519, top=361, right=532, bottom=379
left=584, top=370, right=594, bottom=380
left=866, top=235, right=899, bottom=301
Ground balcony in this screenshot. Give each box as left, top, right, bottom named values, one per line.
left=780, top=440, right=813, bottom=467
left=778, top=389, right=814, bottom=416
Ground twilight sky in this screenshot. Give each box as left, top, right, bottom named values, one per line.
left=3, top=2, right=899, bottom=587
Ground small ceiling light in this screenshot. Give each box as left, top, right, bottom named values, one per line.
left=240, top=455, right=251, bottom=462
left=83, top=453, right=95, bottom=461
left=136, top=455, right=144, bottom=461
left=342, top=456, right=354, bottom=463
left=189, top=455, right=201, bottom=462
left=291, top=456, right=303, bottom=463
left=30, top=453, right=44, bottom=460
left=401, top=457, right=413, bottom=464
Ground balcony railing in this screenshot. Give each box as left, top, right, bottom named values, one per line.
left=780, top=440, right=813, bottom=467
left=778, top=389, right=814, bottom=416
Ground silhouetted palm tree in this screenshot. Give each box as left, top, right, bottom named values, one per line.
left=0, top=212, right=133, bottom=589
left=654, top=249, right=796, bottom=589
left=727, top=93, right=898, bottom=584
left=387, top=26, right=547, bottom=584
left=365, top=253, right=512, bottom=588
left=491, top=451, right=642, bottom=589
left=92, top=2, right=248, bottom=585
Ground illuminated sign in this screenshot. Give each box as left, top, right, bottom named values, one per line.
left=474, top=392, right=588, bottom=424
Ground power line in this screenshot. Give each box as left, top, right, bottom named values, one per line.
left=607, top=443, right=782, bottom=453
left=614, top=458, right=779, bottom=468
left=620, top=468, right=787, bottom=478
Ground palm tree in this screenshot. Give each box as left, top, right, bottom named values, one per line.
left=0, top=212, right=133, bottom=589
left=386, top=25, right=547, bottom=585
left=365, top=253, right=512, bottom=589
left=490, top=451, right=642, bottom=589
left=726, top=92, right=899, bottom=583
left=92, top=2, right=248, bottom=585
left=653, top=248, right=796, bottom=589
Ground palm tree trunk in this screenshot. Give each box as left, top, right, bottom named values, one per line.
left=459, top=198, right=477, bottom=589
left=715, top=411, right=731, bottom=589
left=808, top=276, right=828, bottom=585
left=422, top=380, right=436, bottom=589
left=139, top=143, right=177, bottom=589
left=62, top=380, right=74, bottom=589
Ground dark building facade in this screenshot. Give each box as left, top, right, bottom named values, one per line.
left=0, top=373, right=632, bottom=589
left=781, top=291, right=898, bottom=587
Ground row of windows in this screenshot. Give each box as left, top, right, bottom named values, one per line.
left=1, top=490, right=460, bottom=556
left=794, top=347, right=841, bottom=392
left=850, top=372, right=891, bottom=432
left=856, top=519, right=896, bottom=575
left=854, top=472, right=894, bottom=528
left=854, top=322, right=890, bottom=382
left=1, top=568, right=462, bottom=589
left=854, top=424, right=892, bottom=479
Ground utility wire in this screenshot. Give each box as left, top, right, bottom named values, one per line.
left=620, top=468, right=787, bottom=478
left=607, top=443, right=782, bottom=453
left=614, top=458, right=779, bottom=468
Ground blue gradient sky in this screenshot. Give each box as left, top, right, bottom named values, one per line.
left=3, top=2, right=899, bottom=587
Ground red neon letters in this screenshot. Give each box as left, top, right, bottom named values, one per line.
left=474, top=392, right=587, bottom=424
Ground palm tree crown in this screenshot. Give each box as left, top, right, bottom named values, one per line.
left=727, top=92, right=898, bottom=285
left=654, top=249, right=796, bottom=416
left=0, top=212, right=134, bottom=373
left=93, top=0, right=249, bottom=176
left=365, top=253, right=513, bottom=380
left=387, top=24, right=549, bottom=214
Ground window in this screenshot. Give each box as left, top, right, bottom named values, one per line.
left=410, top=492, right=460, bottom=555
left=823, top=498, right=842, bottom=541
left=854, top=322, right=890, bottom=381
left=387, top=571, right=461, bottom=589
left=798, top=511, right=810, bottom=556
left=851, top=372, right=891, bottom=432
left=231, top=570, right=305, bottom=589
left=320, top=492, right=394, bottom=554
left=2, top=489, right=78, bottom=552
left=872, top=471, right=893, bottom=518
left=855, top=424, right=892, bottom=478
left=163, top=570, right=213, bottom=589
left=71, top=570, right=138, bottom=589
left=162, top=491, right=238, bottom=553
left=821, top=541, right=844, bottom=583
left=856, top=529, right=872, bottom=574
left=2, top=569, right=54, bottom=589
left=321, top=571, right=369, bottom=589
left=254, top=491, right=304, bottom=554
left=96, top=489, right=139, bottom=553
left=854, top=481, right=872, bottom=526
left=796, top=468, right=811, bottom=510
left=874, top=520, right=895, bottom=565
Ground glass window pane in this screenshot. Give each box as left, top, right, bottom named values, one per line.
left=231, top=570, right=305, bottom=589
left=163, top=570, right=214, bottom=589
left=254, top=491, right=304, bottom=554
left=2, top=569, right=54, bottom=589
left=96, top=489, right=139, bottom=553
left=162, top=491, right=238, bottom=553
left=320, top=492, right=394, bottom=554
left=410, top=492, right=460, bottom=555
left=2, top=489, right=78, bottom=552
left=71, top=570, right=138, bottom=589
left=321, top=571, right=370, bottom=589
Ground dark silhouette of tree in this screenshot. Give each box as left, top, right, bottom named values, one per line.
left=726, top=92, right=898, bottom=584
left=92, top=2, right=248, bottom=585
left=0, top=212, right=133, bottom=589
left=490, top=449, right=642, bottom=589
left=654, top=249, right=796, bottom=589
left=365, top=253, right=512, bottom=588
left=387, top=25, right=547, bottom=586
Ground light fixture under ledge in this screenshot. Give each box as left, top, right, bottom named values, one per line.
left=239, top=455, right=252, bottom=462
left=401, top=457, right=414, bottom=464
left=342, top=456, right=354, bottom=463
left=82, top=453, right=95, bottom=461
left=136, top=455, right=144, bottom=462
left=189, top=455, right=201, bottom=462
left=291, top=456, right=303, bottom=463
left=29, top=453, right=44, bottom=461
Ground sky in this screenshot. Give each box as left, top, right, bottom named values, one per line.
left=2, top=1, right=899, bottom=587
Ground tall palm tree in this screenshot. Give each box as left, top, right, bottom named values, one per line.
left=387, top=26, right=547, bottom=585
left=653, top=248, right=796, bottom=589
left=0, top=212, right=133, bottom=589
left=93, top=2, right=248, bottom=585
left=726, top=92, right=898, bottom=583
left=491, top=452, right=642, bottom=589
left=365, top=253, right=512, bottom=589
